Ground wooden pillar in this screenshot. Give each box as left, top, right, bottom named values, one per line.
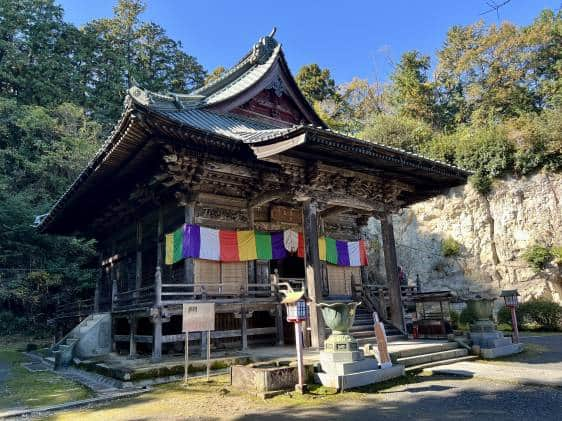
left=129, top=315, right=137, bottom=358
left=302, top=199, right=325, bottom=349
left=380, top=213, right=404, bottom=332
left=247, top=207, right=255, bottom=287
left=241, top=306, right=248, bottom=351
left=152, top=208, right=164, bottom=362
left=157, top=207, right=164, bottom=268
left=357, top=219, right=370, bottom=290
left=135, top=220, right=143, bottom=290
left=152, top=266, right=163, bottom=361
left=94, top=255, right=102, bottom=313
left=271, top=271, right=285, bottom=345
left=184, top=202, right=195, bottom=284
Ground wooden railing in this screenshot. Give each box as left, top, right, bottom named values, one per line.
left=159, top=282, right=274, bottom=305
left=52, top=298, right=95, bottom=320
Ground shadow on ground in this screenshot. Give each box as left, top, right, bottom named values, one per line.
left=235, top=373, right=562, bottom=421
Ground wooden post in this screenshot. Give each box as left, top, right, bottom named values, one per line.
left=247, top=207, right=256, bottom=286
left=379, top=213, right=405, bottom=332
left=271, top=271, right=285, bottom=345
left=184, top=202, right=195, bottom=285
left=357, top=219, right=369, bottom=293
left=302, top=199, right=325, bottom=349
left=129, top=315, right=137, bottom=358
left=136, top=220, right=142, bottom=290
left=152, top=266, right=163, bottom=361
left=157, top=207, right=164, bottom=269
left=511, top=307, right=520, bottom=343
left=111, top=278, right=118, bottom=312
left=294, top=321, right=305, bottom=393
left=94, top=255, right=102, bottom=313
left=241, top=306, right=248, bottom=351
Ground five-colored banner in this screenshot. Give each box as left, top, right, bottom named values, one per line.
left=165, top=224, right=368, bottom=267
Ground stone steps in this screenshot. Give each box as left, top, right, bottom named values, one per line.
left=60, top=366, right=123, bottom=394
left=390, top=341, right=460, bottom=359
left=356, top=334, right=406, bottom=346
left=405, top=355, right=478, bottom=372
left=394, top=346, right=470, bottom=368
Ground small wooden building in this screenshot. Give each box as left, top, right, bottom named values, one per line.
left=39, top=31, right=469, bottom=359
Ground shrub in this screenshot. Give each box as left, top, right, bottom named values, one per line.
left=519, top=299, right=562, bottom=331
left=552, top=246, right=562, bottom=265
left=441, top=237, right=461, bottom=257
left=522, top=245, right=553, bottom=271
left=359, top=114, right=434, bottom=153
left=470, top=170, right=493, bottom=195
left=26, top=343, right=38, bottom=352
left=497, top=305, right=522, bottom=329
left=449, top=310, right=460, bottom=329
left=0, top=311, right=28, bottom=335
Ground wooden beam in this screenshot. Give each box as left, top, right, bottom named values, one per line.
left=248, top=190, right=290, bottom=208
left=380, top=213, right=404, bottom=332
left=320, top=205, right=347, bottom=219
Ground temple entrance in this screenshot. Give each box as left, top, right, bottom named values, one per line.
left=270, top=255, right=305, bottom=345
left=270, top=255, right=305, bottom=279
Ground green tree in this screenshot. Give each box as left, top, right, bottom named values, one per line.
left=358, top=114, right=434, bottom=153
left=390, top=51, right=437, bottom=126
left=83, top=0, right=206, bottom=127
left=296, top=63, right=337, bottom=103
left=0, top=0, right=88, bottom=106
left=0, top=99, right=100, bottom=328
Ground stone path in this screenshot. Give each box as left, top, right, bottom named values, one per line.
left=424, top=360, right=562, bottom=387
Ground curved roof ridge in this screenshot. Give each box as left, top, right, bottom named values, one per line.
left=192, top=30, right=280, bottom=98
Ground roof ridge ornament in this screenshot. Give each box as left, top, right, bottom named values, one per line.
left=250, top=28, right=279, bottom=65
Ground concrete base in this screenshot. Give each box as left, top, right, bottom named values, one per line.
left=316, top=364, right=405, bottom=390
left=480, top=343, right=523, bottom=359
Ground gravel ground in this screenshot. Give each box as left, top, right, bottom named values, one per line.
left=239, top=375, right=562, bottom=421
left=517, top=334, right=562, bottom=366
left=41, top=373, right=562, bottom=421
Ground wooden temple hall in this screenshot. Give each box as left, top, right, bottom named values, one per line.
left=39, top=30, right=469, bottom=360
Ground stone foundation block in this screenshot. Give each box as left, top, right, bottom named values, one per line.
left=316, top=365, right=405, bottom=390
left=480, top=343, right=523, bottom=359
left=320, top=358, right=379, bottom=376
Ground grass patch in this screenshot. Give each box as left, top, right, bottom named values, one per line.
left=0, top=339, right=92, bottom=410
left=41, top=371, right=427, bottom=420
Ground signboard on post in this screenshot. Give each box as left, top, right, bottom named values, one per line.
left=182, top=303, right=215, bottom=384
left=183, top=303, right=215, bottom=332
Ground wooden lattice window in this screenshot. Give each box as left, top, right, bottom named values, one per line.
left=221, top=262, right=248, bottom=295
left=194, top=259, right=220, bottom=294
left=194, top=260, right=248, bottom=295
left=326, top=265, right=361, bottom=296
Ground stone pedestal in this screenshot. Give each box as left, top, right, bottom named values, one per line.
left=316, top=349, right=404, bottom=390
left=315, top=301, right=404, bottom=390
left=469, top=324, right=523, bottom=359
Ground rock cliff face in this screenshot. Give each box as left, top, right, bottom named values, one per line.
left=367, top=172, right=562, bottom=304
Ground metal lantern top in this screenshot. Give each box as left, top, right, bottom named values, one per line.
left=500, top=290, right=520, bottom=308
left=282, top=291, right=308, bottom=322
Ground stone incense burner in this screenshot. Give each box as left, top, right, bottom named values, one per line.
left=317, top=302, right=360, bottom=352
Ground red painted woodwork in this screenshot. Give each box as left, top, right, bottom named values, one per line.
left=232, top=88, right=307, bottom=126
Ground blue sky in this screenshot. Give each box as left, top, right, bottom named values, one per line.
left=57, top=0, right=561, bottom=84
